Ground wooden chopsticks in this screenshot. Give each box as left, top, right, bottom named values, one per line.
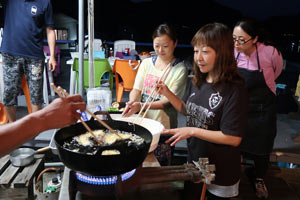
left=134, top=63, right=172, bottom=124
left=51, top=84, right=122, bottom=145
left=85, top=110, right=122, bottom=139
left=51, top=84, right=103, bottom=145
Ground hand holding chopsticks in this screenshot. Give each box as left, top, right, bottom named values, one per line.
left=51, top=83, right=122, bottom=145
left=133, top=63, right=172, bottom=124
left=51, top=84, right=104, bottom=145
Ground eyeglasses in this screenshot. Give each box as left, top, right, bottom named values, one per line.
left=233, top=38, right=253, bottom=45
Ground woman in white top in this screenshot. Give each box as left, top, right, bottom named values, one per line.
left=122, top=23, right=187, bottom=165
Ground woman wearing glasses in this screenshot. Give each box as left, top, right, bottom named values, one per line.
left=233, top=19, right=283, bottom=199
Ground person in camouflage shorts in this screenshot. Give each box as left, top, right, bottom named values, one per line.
left=0, top=0, right=57, bottom=122
left=2, top=53, right=44, bottom=107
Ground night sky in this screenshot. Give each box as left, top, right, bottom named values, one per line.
left=1, top=0, right=300, bottom=41
left=47, top=0, right=300, bottom=59
left=51, top=0, right=300, bottom=37
left=215, top=0, right=300, bottom=20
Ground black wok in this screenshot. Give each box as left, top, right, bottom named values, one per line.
left=54, top=112, right=152, bottom=176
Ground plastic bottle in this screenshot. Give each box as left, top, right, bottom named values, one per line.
left=87, top=87, right=112, bottom=112
left=103, top=41, right=109, bottom=58
left=109, top=47, right=113, bottom=57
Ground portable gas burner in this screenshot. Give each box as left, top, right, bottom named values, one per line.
left=68, top=168, right=139, bottom=200
left=60, top=154, right=216, bottom=200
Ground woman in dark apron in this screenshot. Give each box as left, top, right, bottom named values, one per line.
left=233, top=19, right=283, bottom=199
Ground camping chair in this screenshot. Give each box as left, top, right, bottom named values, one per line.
left=73, top=58, right=113, bottom=92
left=0, top=103, right=8, bottom=124
left=0, top=75, right=32, bottom=124
left=84, top=38, right=103, bottom=52
left=114, top=40, right=135, bottom=57
left=21, top=75, right=32, bottom=114
left=93, top=39, right=103, bottom=51
left=113, top=59, right=140, bottom=102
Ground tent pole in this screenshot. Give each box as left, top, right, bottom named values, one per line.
left=88, top=0, right=94, bottom=88
left=78, top=0, right=84, bottom=95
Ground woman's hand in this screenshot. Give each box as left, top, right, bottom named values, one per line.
left=156, top=80, right=171, bottom=96
left=163, top=127, right=243, bottom=147
left=122, top=101, right=141, bottom=117
left=161, top=127, right=194, bottom=146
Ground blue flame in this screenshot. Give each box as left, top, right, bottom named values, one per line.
left=75, top=169, right=136, bottom=185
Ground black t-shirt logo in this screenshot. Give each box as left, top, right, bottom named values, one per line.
left=209, top=92, right=222, bottom=109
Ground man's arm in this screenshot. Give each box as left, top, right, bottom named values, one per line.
left=0, top=95, right=86, bottom=157
left=46, top=26, right=57, bottom=72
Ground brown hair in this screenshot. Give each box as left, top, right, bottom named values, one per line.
left=191, top=23, right=243, bottom=89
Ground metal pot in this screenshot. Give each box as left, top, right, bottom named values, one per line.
left=10, top=146, right=51, bottom=167
left=54, top=112, right=152, bottom=176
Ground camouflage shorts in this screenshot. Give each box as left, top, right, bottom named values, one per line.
left=2, top=53, right=44, bottom=106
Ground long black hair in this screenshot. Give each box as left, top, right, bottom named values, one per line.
left=152, top=23, right=178, bottom=43
left=235, top=18, right=281, bottom=55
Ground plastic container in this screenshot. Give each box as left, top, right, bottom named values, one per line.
left=86, top=87, right=112, bottom=119
left=109, top=47, right=113, bottom=57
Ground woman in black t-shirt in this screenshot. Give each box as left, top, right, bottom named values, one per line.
left=157, top=23, right=248, bottom=199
